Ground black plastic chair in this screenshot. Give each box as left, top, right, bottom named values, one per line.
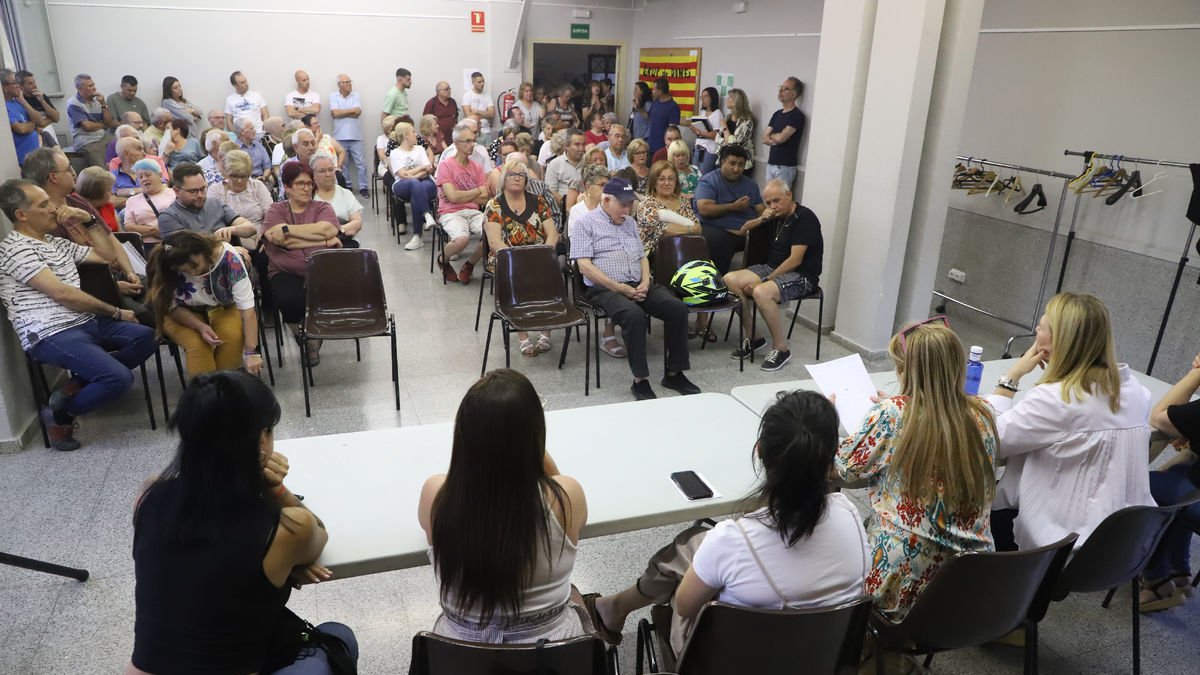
left=408, top=630, right=620, bottom=675
left=636, top=596, right=872, bottom=675
left=869, top=534, right=1078, bottom=675
left=482, top=246, right=590, bottom=395
left=69, top=262, right=162, bottom=430
left=474, top=235, right=496, bottom=331
left=1033, top=500, right=1200, bottom=675
left=653, top=235, right=743, bottom=371
left=299, top=249, right=400, bottom=417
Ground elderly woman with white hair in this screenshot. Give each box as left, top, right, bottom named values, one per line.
left=483, top=158, right=560, bottom=356
left=75, top=166, right=119, bottom=231
left=145, top=107, right=174, bottom=153
left=388, top=121, right=437, bottom=251
left=124, top=158, right=176, bottom=251
left=197, top=129, right=227, bottom=185
left=312, top=150, right=363, bottom=248
left=207, top=149, right=273, bottom=251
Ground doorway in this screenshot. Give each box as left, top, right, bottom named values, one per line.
left=529, top=41, right=623, bottom=122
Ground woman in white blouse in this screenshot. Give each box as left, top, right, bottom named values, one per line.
left=206, top=150, right=273, bottom=251
left=987, top=292, right=1154, bottom=551
left=312, top=151, right=363, bottom=248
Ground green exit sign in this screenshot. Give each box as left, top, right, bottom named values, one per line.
left=570, top=23, right=590, bottom=39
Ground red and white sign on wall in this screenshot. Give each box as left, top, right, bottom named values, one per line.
left=470, top=11, right=485, bottom=33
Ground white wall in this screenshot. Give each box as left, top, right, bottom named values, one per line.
left=953, top=2, right=1200, bottom=264
left=41, top=0, right=636, bottom=139
left=627, top=0, right=823, bottom=173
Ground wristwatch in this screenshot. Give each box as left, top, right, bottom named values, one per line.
left=997, top=375, right=1020, bottom=393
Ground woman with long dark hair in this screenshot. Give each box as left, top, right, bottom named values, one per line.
left=691, top=87, right=724, bottom=174
left=629, top=81, right=653, bottom=142
left=126, top=371, right=357, bottom=674
left=589, top=390, right=869, bottom=652
left=418, top=369, right=591, bottom=643
left=160, top=76, right=202, bottom=137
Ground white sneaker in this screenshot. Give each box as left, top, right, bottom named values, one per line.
left=424, top=212, right=436, bottom=229
left=404, top=234, right=424, bottom=250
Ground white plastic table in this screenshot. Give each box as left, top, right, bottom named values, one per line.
left=279, top=393, right=763, bottom=579
left=730, top=359, right=1177, bottom=419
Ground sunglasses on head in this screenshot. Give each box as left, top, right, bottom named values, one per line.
left=898, top=315, right=949, bottom=354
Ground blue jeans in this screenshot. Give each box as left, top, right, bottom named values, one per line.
left=271, top=622, right=359, bottom=674
left=1144, top=465, right=1200, bottom=579
left=392, top=177, right=438, bottom=234
left=693, top=147, right=718, bottom=176
left=28, top=317, right=157, bottom=417
left=766, top=164, right=798, bottom=192
left=338, top=139, right=369, bottom=190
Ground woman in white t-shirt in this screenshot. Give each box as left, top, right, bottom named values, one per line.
left=586, top=390, right=869, bottom=653
left=388, top=122, right=438, bottom=251
left=312, top=151, right=363, bottom=248
left=690, top=87, right=724, bottom=175
left=514, top=82, right=544, bottom=133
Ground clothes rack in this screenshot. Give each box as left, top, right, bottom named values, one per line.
left=1064, top=149, right=1194, bottom=375
left=935, top=156, right=1074, bottom=354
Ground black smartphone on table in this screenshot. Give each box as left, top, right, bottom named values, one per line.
left=670, top=470, right=714, bottom=500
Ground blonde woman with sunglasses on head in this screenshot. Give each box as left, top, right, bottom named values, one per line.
left=836, top=318, right=998, bottom=621
left=986, top=292, right=1153, bottom=552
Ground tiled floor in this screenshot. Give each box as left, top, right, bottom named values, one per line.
left=2, top=199, right=1198, bottom=674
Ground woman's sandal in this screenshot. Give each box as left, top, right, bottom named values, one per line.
left=520, top=338, right=539, bottom=356
left=305, top=341, right=321, bottom=367
left=536, top=334, right=552, bottom=353
left=1172, top=573, right=1194, bottom=598
left=700, top=328, right=717, bottom=343
left=1139, top=577, right=1186, bottom=613
left=600, top=335, right=626, bottom=358
left=581, top=593, right=623, bottom=645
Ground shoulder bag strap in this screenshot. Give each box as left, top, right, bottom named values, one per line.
left=734, top=518, right=790, bottom=608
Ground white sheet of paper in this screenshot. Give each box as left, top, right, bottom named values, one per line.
left=121, top=242, right=147, bottom=276
left=805, top=354, right=877, bottom=432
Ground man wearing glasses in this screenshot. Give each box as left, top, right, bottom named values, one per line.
left=157, top=162, right=256, bottom=242
left=2, top=68, right=44, bottom=165
left=235, top=119, right=272, bottom=183
left=723, top=178, right=823, bottom=372
left=435, top=122, right=491, bottom=284
left=761, top=77, right=807, bottom=193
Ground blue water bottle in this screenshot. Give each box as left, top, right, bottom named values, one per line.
left=965, top=345, right=984, bottom=395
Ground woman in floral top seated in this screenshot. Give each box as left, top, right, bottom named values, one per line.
left=636, top=160, right=700, bottom=257
left=148, top=230, right=263, bottom=379
left=483, top=158, right=559, bottom=357
left=835, top=318, right=997, bottom=620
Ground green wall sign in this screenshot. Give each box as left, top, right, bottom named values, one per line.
left=570, top=23, right=590, bottom=39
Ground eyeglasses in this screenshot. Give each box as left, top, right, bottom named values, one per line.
left=897, top=315, right=950, bottom=354
left=227, top=174, right=250, bottom=181
left=506, top=173, right=528, bottom=179
left=179, top=186, right=206, bottom=195
left=290, top=180, right=314, bottom=188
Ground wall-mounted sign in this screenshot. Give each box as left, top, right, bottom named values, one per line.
left=570, top=23, right=590, bottom=40
left=471, top=11, right=485, bottom=33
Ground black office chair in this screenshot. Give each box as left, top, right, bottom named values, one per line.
left=409, top=631, right=619, bottom=675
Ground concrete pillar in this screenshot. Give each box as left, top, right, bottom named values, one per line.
left=895, top=0, right=985, bottom=327
left=799, top=0, right=877, bottom=331
left=830, top=0, right=946, bottom=355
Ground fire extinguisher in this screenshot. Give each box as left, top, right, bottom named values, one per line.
left=498, top=89, right=517, bottom=121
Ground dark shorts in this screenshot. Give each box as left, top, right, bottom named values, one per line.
left=747, top=264, right=815, bottom=303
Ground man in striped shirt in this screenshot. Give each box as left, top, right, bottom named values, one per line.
left=0, top=179, right=157, bottom=451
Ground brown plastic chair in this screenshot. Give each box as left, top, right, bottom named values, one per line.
left=482, top=245, right=591, bottom=395
left=1035, top=499, right=1200, bottom=675
left=869, top=533, right=1077, bottom=675
left=722, top=223, right=824, bottom=360
left=653, top=235, right=743, bottom=370
left=636, top=595, right=872, bottom=675
left=408, top=630, right=619, bottom=675
left=299, top=249, right=399, bottom=417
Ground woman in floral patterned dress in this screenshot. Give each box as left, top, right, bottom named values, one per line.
left=483, top=159, right=560, bottom=357
left=147, top=230, right=263, bottom=378
left=835, top=320, right=998, bottom=620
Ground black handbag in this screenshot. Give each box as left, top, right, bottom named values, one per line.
left=263, top=607, right=357, bottom=675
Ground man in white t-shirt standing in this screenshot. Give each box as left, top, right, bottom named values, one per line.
left=284, top=70, right=321, bottom=120
left=223, top=71, right=268, bottom=138
left=461, top=72, right=495, bottom=145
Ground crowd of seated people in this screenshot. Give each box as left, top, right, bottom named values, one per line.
left=5, top=60, right=1200, bottom=675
